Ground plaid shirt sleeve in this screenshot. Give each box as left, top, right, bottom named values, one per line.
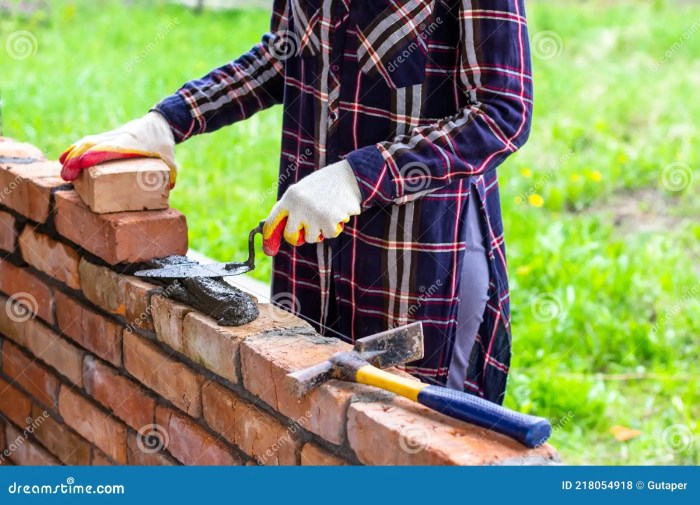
left=152, top=0, right=289, bottom=143
left=346, top=0, right=533, bottom=206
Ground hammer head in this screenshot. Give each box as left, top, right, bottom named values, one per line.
left=353, top=321, right=424, bottom=368
left=285, top=322, right=424, bottom=397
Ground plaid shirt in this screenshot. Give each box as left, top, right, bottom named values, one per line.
left=154, top=0, right=533, bottom=403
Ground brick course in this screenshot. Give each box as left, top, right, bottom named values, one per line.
left=54, top=191, right=188, bottom=265
left=0, top=377, right=32, bottom=426
left=55, top=291, right=123, bottom=366
left=0, top=260, right=54, bottom=324
left=123, top=332, right=204, bottom=418
left=0, top=136, right=560, bottom=467
left=83, top=355, right=156, bottom=431
left=58, top=386, right=128, bottom=464
left=19, top=227, right=81, bottom=290
left=4, top=424, right=60, bottom=465
left=31, top=404, right=93, bottom=465
left=0, top=210, right=16, bottom=252
left=1, top=340, right=60, bottom=409
left=155, top=405, right=243, bottom=466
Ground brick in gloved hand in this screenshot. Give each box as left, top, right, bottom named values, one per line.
left=143, top=256, right=259, bottom=326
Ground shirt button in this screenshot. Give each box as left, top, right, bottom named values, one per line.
left=329, top=111, right=338, bottom=121
left=332, top=64, right=339, bottom=71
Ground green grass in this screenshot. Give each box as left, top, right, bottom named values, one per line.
left=2, top=0, right=698, bottom=464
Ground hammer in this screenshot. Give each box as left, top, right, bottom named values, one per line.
left=285, top=322, right=551, bottom=448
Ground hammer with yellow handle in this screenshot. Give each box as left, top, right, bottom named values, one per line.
left=285, top=322, right=551, bottom=448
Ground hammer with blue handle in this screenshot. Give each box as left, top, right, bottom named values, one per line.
left=285, top=322, right=551, bottom=448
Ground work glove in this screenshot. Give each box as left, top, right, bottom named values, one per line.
left=59, top=111, right=177, bottom=187
left=262, top=159, right=362, bottom=256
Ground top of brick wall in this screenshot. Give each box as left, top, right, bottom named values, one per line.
left=0, top=137, right=559, bottom=466
left=0, top=137, right=187, bottom=264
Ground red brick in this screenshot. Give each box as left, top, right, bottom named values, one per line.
left=300, top=443, right=350, bottom=466
left=73, top=158, right=170, bottom=214
left=0, top=161, right=68, bottom=223
left=0, top=377, right=31, bottom=426
left=54, top=191, right=188, bottom=265
left=91, top=450, right=114, bottom=466
left=0, top=260, right=54, bottom=323
left=22, top=318, right=84, bottom=387
left=123, top=332, right=203, bottom=417
left=347, top=396, right=560, bottom=465
left=83, top=355, right=155, bottom=431
left=234, top=400, right=301, bottom=465
left=124, top=277, right=157, bottom=332
left=181, top=312, right=240, bottom=383
left=201, top=382, right=238, bottom=445
left=30, top=404, right=92, bottom=465
left=126, top=432, right=176, bottom=466
left=151, top=294, right=192, bottom=352
left=0, top=210, right=16, bottom=252
left=202, top=382, right=300, bottom=465
left=4, top=424, right=60, bottom=465
left=179, top=304, right=309, bottom=384
left=1, top=340, right=60, bottom=408
left=0, top=138, right=45, bottom=160
left=240, top=328, right=362, bottom=444
left=0, top=295, right=25, bottom=344
left=58, top=386, right=128, bottom=464
left=155, top=405, right=243, bottom=466
left=54, top=291, right=122, bottom=366
left=18, top=228, right=80, bottom=290
left=78, top=259, right=125, bottom=315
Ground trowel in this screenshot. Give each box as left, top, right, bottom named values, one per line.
left=135, top=220, right=265, bottom=279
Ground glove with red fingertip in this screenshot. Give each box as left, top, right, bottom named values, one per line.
left=262, top=160, right=362, bottom=256
left=59, top=112, right=178, bottom=188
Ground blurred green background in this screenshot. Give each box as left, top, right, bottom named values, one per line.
left=1, top=0, right=698, bottom=464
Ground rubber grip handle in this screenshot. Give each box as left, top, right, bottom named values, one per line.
left=417, top=385, right=552, bottom=448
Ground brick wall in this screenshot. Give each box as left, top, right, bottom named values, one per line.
left=0, top=137, right=559, bottom=466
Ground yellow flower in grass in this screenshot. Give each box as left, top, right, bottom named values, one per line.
left=528, top=194, right=544, bottom=207
left=617, top=153, right=628, bottom=164
left=570, top=173, right=581, bottom=183
left=589, top=170, right=603, bottom=182
left=516, top=265, right=532, bottom=276
left=520, top=168, right=532, bottom=178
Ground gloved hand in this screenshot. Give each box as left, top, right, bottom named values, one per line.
left=59, top=111, right=177, bottom=187
left=263, top=159, right=362, bottom=256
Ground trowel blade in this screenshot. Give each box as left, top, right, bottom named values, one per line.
left=134, top=262, right=252, bottom=279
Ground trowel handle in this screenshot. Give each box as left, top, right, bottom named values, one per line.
left=417, top=385, right=552, bottom=448
left=242, top=220, right=266, bottom=269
